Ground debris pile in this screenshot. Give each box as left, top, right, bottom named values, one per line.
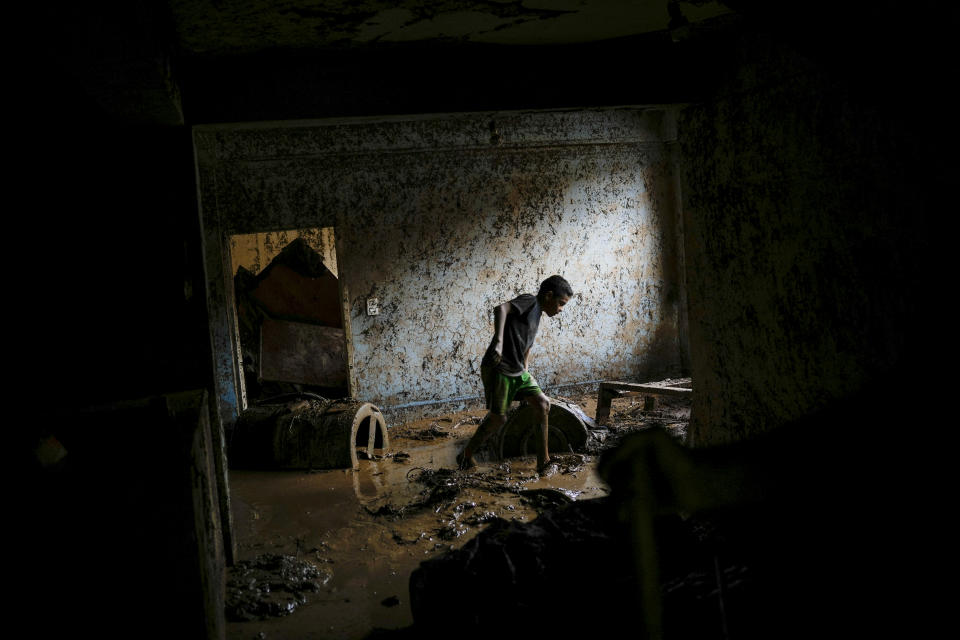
left=225, top=553, right=332, bottom=621
left=406, top=496, right=759, bottom=638
left=390, top=415, right=482, bottom=441
left=597, top=395, right=691, bottom=450
left=364, top=452, right=597, bottom=554
left=408, top=424, right=453, bottom=440
left=367, top=467, right=516, bottom=521
left=408, top=497, right=629, bottom=634
left=229, top=396, right=388, bottom=471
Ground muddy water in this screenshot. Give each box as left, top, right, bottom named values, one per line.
left=227, top=405, right=612, bottom=640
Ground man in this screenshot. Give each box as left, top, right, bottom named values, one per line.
left=457, top=275, right=573, bottom=474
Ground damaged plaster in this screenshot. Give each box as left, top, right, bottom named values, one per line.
left=195, top=108, right=687, bottom=429
left=170, top=1, right=733, bottom=53
left=678, top=33, right=930, bottom=446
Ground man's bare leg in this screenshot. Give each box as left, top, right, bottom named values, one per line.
left=458, top=411, right=506, bottom=469
left=526, top=393, right=552, bottom=473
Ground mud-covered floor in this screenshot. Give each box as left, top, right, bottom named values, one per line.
left=226, top=389, right=690, bottom=639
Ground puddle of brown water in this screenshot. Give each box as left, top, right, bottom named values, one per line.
left=227, top=408, right=612, bottom=640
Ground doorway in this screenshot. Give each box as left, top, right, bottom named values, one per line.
left=228, top=226, right=350, bottom=408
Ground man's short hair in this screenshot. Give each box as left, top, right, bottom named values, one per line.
left=538, top=275, right=573, bottom=299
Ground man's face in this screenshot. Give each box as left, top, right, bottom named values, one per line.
left=543, top=292, right=571, bottom=317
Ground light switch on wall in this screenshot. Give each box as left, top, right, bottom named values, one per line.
left=366, top=297, right=380, bottom=316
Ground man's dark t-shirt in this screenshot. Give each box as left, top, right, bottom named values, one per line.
left=482, top=294, right=542, bottom=376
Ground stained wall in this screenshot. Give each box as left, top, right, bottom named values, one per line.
left=678, top=31, right=938, bottom=446
left=195, top=108, right=688, bottom=427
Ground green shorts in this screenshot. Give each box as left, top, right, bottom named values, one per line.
left=481, top=366, right=542, bottom=416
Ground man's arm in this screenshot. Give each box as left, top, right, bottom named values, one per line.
left=491, top=302, right=512, bottom=359
left=524, top=348, right=531, bottom=371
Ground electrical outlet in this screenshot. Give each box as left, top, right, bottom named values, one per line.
left=366, top=297, right=380, bottom=316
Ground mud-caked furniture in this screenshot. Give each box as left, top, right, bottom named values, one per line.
left=229, top=397, right=388, bottom=470
left=595, top=378, right=692, bottom=426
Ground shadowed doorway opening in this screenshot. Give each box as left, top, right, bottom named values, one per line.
left=229, top=227, right=350, bottom=407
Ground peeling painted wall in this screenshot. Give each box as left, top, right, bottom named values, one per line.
left=341, top=145, right=685, bottom=407
left=195, top=108, right=687, bottom=426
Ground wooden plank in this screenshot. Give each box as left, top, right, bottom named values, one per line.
left=599, top=381, right=692, bottom=396
left=259, top=317, right=348, bottom=387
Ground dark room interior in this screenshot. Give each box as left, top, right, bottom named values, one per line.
left=19, top=1, right=953, bottom=639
